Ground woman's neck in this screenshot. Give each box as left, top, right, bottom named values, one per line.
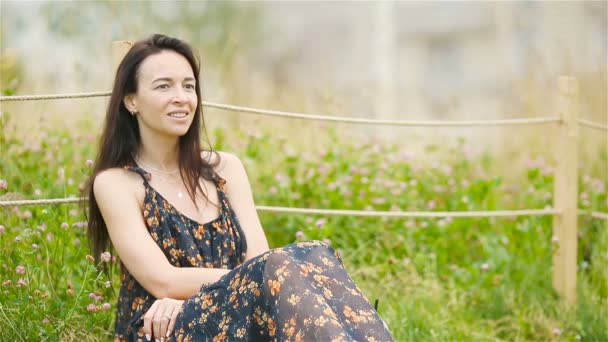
left=136, top=130, right=180, bottom=171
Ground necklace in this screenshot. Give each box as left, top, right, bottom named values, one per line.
left=135, top=159, right=185, bottom=199
left=135, top=160, right=179, bottom=175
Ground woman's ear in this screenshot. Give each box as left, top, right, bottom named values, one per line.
left=123, top=95, right=138, bottom=114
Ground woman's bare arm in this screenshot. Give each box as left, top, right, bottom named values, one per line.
left=93, top=169, right=229, bottom=300
left=213, top=152, right=270, bottom=260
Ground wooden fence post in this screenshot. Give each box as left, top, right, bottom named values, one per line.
left=111, top=41, right=133, bottom=77
left=552, top=76, right=579, bottom=305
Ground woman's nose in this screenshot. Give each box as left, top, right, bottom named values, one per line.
left=171, top=87, right=188, bottom=103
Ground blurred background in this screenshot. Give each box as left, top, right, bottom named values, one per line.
left=1, top=1, right=606, bottom=174
left=1, top=2, right=607, bottom=340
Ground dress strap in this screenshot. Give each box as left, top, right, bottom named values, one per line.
left=123, top=165, right=152, bottom=184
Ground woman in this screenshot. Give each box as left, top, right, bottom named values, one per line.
left=86, top=34, right=393, bottom=342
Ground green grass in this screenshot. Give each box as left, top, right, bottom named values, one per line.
left=0, top=111, right=606, bottom=341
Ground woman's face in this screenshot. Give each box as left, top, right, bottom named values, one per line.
left=124, top=50, right=197, bottom=139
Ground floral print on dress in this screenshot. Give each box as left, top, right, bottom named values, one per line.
left=114, top=165, right=393, bottom=342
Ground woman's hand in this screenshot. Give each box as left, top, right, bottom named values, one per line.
left=143, top=297, right=184, bottom=341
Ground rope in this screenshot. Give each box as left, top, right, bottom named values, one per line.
left=578, top=209, right=608, bottom=220
left=0, top=197, right=561, bottom=218
left=203, top=102, right=562, bottom=127
left=577, top=119, right=608, bottom=132
left=0, top=198, right=84, bottom=206
left=0, top=91, right=111, bottom=101
left=0, top=91, right=563, bottom=127
left=4, top=197, right=607, bottom=220
left=255, top=206, right=560, bottom=218
left=2, top=92, right=606, bottom=130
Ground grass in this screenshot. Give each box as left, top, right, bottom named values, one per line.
left=0, top=110, right=606, bottom=341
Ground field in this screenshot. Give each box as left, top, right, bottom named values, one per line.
left=0, top=109, right=607, bottom=341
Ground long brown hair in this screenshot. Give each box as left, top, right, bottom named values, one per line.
left=83, top=34, right=220, bottom=264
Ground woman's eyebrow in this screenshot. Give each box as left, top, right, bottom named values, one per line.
left=152, top=77, right=196, bottom=83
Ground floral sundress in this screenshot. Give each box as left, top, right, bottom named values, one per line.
left=114, top=165, right=393, bottom=342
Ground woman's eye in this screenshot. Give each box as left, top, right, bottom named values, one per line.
left=156, top=84, right=169, bottom=89
left=185, top=84, right=195, bottom=90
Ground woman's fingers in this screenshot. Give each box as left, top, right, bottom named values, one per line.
left=152, top=302, right=167, bottom=341
left=166, top=305, right=180, bottom=338
left=158, top=306, right=174, bottom=341
left=143, top=300, right=160, bottom=341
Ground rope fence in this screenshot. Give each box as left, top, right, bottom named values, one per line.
left=2, top=92, right=607, bottom=129
left=2, top=197, right=607, bottom=221
left=0, top=41, right=604, bottom=305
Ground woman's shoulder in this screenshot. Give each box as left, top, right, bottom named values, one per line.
left=201, top=150, right=241, bottom=174
left=93, top=167, right=142, bottom=195
left=200, top=150, right=247, bottom=186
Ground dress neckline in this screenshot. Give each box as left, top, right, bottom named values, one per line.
left=127, top=164, right=224, bottom=228
left=144, top=185, right=223, bottom=228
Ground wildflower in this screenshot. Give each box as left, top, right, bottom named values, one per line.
left=592, top=179, right=606, bottom=194
left=100, top=252, right=112, bottom=263
left=86, top=159, right=94, bottom=167
left=315, top=219, right=326, bottom=228
left=2, top=280, right=12, bottom=286
left=57, top=168, right=65, bottom=180
left=409, top=179, right=418, bottom=187
left=0, top=179, right=7, bottom=190
left=540, top=166, right=554, bottom=176
left=105, top=281, right=111, bottom=288
left=86, top=304, right=98, bottom=312
left=480, top=263, right=490, bottom=272
left=88, top=293, right=97, bottom=300
left=268, top=186, right=277, bottom=194
left=34, top=189, right=42, bottom=196
left=37, top=224, right=47, bottom=231
left=66, top=289, right=74, bottom=296
left=405, top=220, right=416, bottom=228
left=426, top=200, right=436, bottom=210
left=551, top=236, right=559, bottom=244
left=46, top=233, right=54, bottom=242
left=60, top=222, right=69, bottom=229
left=69, top=209, right=78, bottom=217
left=101, top=303, right=112, bottom=310
left=0, top=225, right=5, bottom=234
left=42, top=318, right=50, bottom=325
left=17, top=278, right=28, bottom=287
left=295, top=231, right=305, bottom=239
left=85, top=255, right=95, bottom=263
left=552, top=328, right=562, bottom=336
left=420, top=221, right=428, bottom=229
left=372, top=197, right=386, bottom=205
left=21, top=210, right=32, bottom=219
left=14, top=236, right=21, bottom=243
left=15, top=266, right=26, bottom=274
left=73, top=238, right=81, bottom=247
left=2, top=291, right=8, bottom=295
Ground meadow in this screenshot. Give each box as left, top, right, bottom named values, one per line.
left=0, top=108, right=606, bottom=341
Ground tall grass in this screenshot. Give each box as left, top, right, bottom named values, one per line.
left=0, top=109, right=606, bottom=341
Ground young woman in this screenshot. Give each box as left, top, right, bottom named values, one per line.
left=86, top=34, right=394, bottom=342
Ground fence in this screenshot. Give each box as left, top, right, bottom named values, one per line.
left=1, top=40, right=607, bottom=305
